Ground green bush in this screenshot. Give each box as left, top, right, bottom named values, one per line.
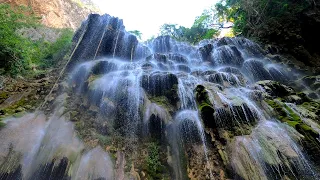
left=40, top=29, right=74, bottom=69
left=145, top=142, right=164, bottom=179
left=159, top=9, right=219, bottom=44
left=215, top=0, right=312, bottom=36
left=0, top=4, right=73, bottom=77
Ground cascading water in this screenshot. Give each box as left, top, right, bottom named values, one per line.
left=0, top=13, right=320, bottom=180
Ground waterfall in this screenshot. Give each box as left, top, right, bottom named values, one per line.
left=0, top=13, right=319, bottom=180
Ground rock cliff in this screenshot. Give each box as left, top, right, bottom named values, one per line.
left=1, top=0, right=100, bottom=30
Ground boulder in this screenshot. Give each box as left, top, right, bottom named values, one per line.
left=168, top=54, right=188, bottom=64
left=199, top=43, right=213, bottom=62
left=195, top=85, right=216, bottom=129
left=242, top=59, right=272, bottom=81
left=176, top=65, right=191, bottom=73
left=141, top=72, right=179, bottom=105
left=69, top=14, right=141, bottom=67
left=91, top=61, right=117, bottom=75
left=214, top=104, right=257, bottom=129
left=213, top=45, right=244, bottom=67
left=256, top=80, right=294, bottom=97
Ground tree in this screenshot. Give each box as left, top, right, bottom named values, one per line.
left=215, top=0, right=313, bottom=36
left=0, top=4, right=73, bottom=76
left=0, top=4, right=40, bottom=75
left=128, top=30, right=142, bottom=40
left=159, top=8, right=219, bottom=44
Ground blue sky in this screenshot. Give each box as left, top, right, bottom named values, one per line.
left=92, top=0, right=216, bottom=40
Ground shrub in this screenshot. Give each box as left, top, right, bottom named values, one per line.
left=0, top=4, right=73, bottom=76
left=145, top=142, right=164, bottom=179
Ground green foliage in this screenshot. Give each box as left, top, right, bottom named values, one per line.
left=128, top=30, right=142, bottom=40
left=0, top=4, right=39, bottom=75
left=145, top=142, right=164, bottom=179
left=215, top=0, right=313, bottom=36
left=0, top=4, right=73, bottom=76
left=40, top=29, right=73, bottom=69
left=159, top=8, right=219, bottom=44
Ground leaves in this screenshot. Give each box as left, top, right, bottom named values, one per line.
left=215, top=0, right=312, bottom=36
left=128, top=30, right=142, bottom=40
left=145, top=142, right=164, bottom=178
left=0, top=4, right=73, bottom=76
left=159, top=8, right=220, bottom=44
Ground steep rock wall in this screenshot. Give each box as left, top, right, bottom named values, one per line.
left=1, top=0, right=100, bottom=30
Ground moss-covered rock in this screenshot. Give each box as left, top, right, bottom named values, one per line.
left=0, top=92, right=9, bottom=104
left=91, top=60, right=117, bottom=75
left=195, top=85, right=216, bottom=129
left=301, top=75, right=318, bottom=86
left=266, top=98, right=320, bottom=165
left=141, top=72, right=179, bottom=106
left=257, top=80, right=294, bottom=97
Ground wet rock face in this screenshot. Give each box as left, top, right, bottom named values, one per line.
left=267, top=66, right=290, bottom=82
left=141, top=72, right=179, bottom=104
left=141, top=72, right=178, bottom=98
left=179, top=120, right=203, bottom=145
left=199, top=43, right=213, bottom=62
left=257, top=79, right=320, bottom=168
left=168, top=54, right=188, bottom=64
left=31, top=157, right=71, bottom=180
left=148, top=114, right=166, bottom=140
left=205, top=72, right=243, bottom=87
left=214, top=104, right=257, bottom=130
left=91, top=61, right=117, bottom=75
left=146, top=53, right=168, bottom=63
left=213, top=45, right=244, bottom=66
left=195, top=85, right=216, bottom=129
left=151, top=36, right=172, bottom=54
left=0, top=158, right=72, bottom=180
left=70, top=14, right=149, bottom=66
left=242, top=59, right=272, bottom=81
left=257, top=80, right=295, bottom=97
left=177, top=65, right=191, bottom=73
left=218, top=67, right=242, bottom=75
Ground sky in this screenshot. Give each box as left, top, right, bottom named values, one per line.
left=91, top=0, right=216, bottom=40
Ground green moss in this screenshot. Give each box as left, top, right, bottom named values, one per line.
left=0, top=121, right=5, bottom=129
left=0, top=92, right=9, bottom=100
left=149, top=96, right=172, bottom=109
left=218, top=149, right=228, bottom=165
left=283, top=105, right=301, bottom=121
left=311, top=82, right=320, bottom=90
left=266, top=99, right=286, bottom=117
left=296, top=92, right=310, bottom=102
left=198, top=102, right=212, bottom=111
left=87, top=75, right=103, bottom=90
left=1, top=98, right=27, bottom=117
left=13, top=111, right=27, bottom=118
left=267, top=98, right=320, bottom=164
left=301, top=101, right=320, bottom=112
left=97, top=134, right=112, bottom=147
left=286, top=121, right=299, bottom=128
left=298, top=124, right=319, bottom=137
left=195, top=85, right=212, bottom=107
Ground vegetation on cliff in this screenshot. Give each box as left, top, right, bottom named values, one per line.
left=215, top=0, right=320, bottom=72
left=0, top=4, right=73, bottom=76
left=215, top=0, right=313, bottom=35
